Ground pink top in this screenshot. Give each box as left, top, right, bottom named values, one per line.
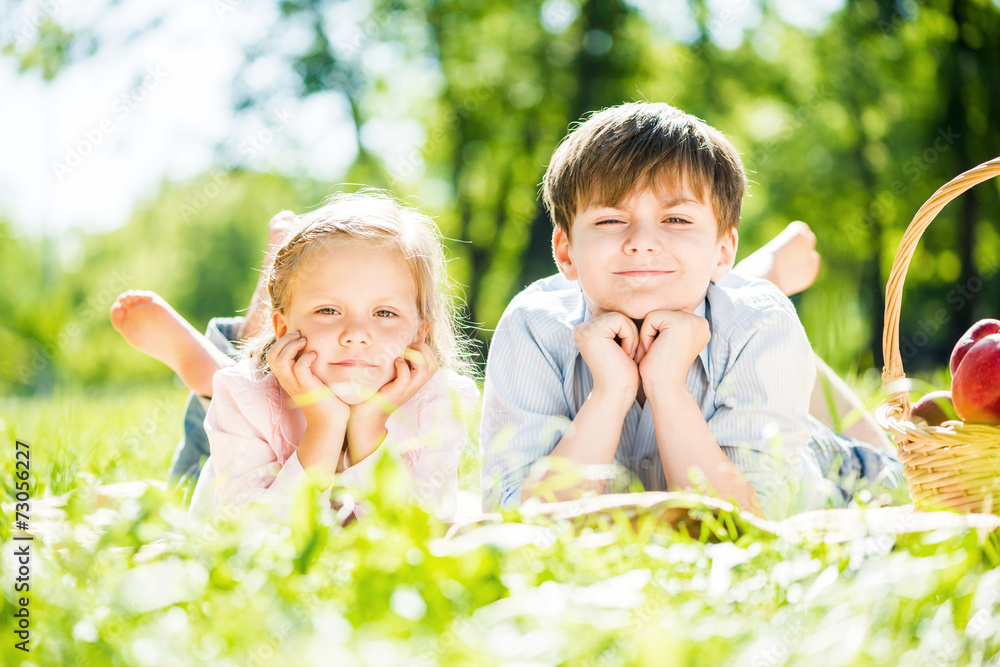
left=190, top=359, right=480, bottom=521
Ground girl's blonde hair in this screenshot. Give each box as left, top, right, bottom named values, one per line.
left=242, top=190, right=470, bottom=376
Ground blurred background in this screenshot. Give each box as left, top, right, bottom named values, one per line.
left=2, top=0, right=999, bottom=396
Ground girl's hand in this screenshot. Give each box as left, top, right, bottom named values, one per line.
left=267, top=331, right=350, bottom=427
left=350, top=341, right=439, bottom=426
left=344, top=341, right=439, bottom=467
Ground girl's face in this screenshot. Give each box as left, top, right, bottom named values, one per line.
left=272, top=241, right=426, bottom=405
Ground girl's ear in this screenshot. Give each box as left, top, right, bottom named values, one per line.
left=415, top=320, right=430, bottom=344
left=710, top=227, right=739, bottom=283
left=272, top=309, right=289, bottom=338
left=552, top=226, right=578, bottom=281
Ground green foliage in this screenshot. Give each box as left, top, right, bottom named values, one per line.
left=3, top=390, right=1000, bottom=665
left=0, top=171, right=328, bottom=393
left=2, top=17, right=77, bottom=80
left=262, top=0, right=1000, bottom=376
left=5, top=0, right=1000, bottom=389
left=0, top=220, right=72, bottom=394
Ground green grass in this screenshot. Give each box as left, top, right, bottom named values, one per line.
left=3, top=382, right=1000, bottom=666
left=0, top=383, right=188, bottom=496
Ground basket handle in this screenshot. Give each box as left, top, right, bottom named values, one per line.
left=882, top=156, right=1000, bottom=413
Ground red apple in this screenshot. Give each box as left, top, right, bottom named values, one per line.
left=910, top=390, right=958, bottom=426
left=951, top=333, right=1000, bottom=424
left=950, top=318, right=1000, bottom=376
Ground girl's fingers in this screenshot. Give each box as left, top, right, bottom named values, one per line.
left=380, top=357, right=412, bottom=403
left=269, top=339, right=300, bottom=376
left=268, top=332, right=304, bottom=365
left=414, top=341, right=437, bottom=367
left=394, top=356, right=413, bottom=386
left=385, top=345, right=436, bottom=407
left=403, top=346, right=426, bottom=369
left=292, top=349, right=317, bottom=385
left=409, top=342, right=438, bottom=383
left=404, top=342, right=437, bottom=373
left=279, top=340, right=308, bottom=371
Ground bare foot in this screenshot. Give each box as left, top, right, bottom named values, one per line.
left=110, top=290, right=234, bottom=397
left=268, top=210, right=300, bottom=250
left=736, top=221, right=821, bottom=296
left=243, top=211, right=302, bottom=341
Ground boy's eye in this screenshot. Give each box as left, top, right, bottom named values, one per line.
left=664, top=216, right=690, bottom=224
left=595, top=218, right=624, bottom=226
left=374, top=309, right=397, bottom=318
left=317, top=307, right=339, bottom=315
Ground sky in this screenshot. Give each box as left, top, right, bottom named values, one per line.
left=1, top=0, right=848, bottom=239
left=2, top=0, right=359, bottom=238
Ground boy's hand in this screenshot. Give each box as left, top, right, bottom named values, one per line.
left=635, top=310, right=710, bottom=392
left=267, top=331, right=350, bottom=427
left=574, top=311, right=640, bottom=404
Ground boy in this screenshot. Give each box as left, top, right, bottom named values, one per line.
left=112, top=202, right=817, bottom=497
left=480, top=102, right=902, bottom=519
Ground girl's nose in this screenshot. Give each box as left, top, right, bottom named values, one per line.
left=338, top=318, right=372, bottom=346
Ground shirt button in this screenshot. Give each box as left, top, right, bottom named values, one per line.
left=640, top=457, right=652, bottom=470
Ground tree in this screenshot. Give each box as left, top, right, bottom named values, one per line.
left=5, top=0, right=999, bottom=384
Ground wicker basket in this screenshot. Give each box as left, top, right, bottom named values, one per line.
left=876, top=156, right=1000, bottom=513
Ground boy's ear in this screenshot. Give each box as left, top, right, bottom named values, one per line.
left=552, top=226, right=578, bottom=281
left=272, top=310, right=289, bottom=338
left=710, top=227, right=739, bottom=283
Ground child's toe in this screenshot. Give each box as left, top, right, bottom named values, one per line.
left=117, top=291, right=153, bottom=309
left=109, top=301, right=127, bottom=328
left=268, top=211, right=296, bottom=228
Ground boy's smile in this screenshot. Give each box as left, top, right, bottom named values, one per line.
left=553, top=181, right=738, bottom=320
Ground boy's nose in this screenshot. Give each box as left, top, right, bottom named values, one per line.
left=624, top=224, right=661, bottom=254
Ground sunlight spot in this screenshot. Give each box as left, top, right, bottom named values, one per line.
left=390, top=587, right=427, bottom=621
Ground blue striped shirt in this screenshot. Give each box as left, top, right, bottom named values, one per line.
left=480, top=271, right=837, bottom=517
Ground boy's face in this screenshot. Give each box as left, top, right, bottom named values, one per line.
left=553, top=180, right=737, bottom=320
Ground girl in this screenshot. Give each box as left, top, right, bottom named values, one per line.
left=188, top=192, right=480, bottom=520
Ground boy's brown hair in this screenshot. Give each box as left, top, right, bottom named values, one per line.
left=542, top=102, right=746, bottom=238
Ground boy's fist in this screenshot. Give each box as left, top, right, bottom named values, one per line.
left=574, top=311, right=641, bottom=400
left=635, top=310, right=710, bottom=390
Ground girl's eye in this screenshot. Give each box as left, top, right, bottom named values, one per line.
left=374, top=310, right=396, bottom=318
left=317, top=307, right=338, bottom=315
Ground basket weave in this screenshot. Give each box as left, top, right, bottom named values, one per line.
left=876, top=156, right=1000, bottom=513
